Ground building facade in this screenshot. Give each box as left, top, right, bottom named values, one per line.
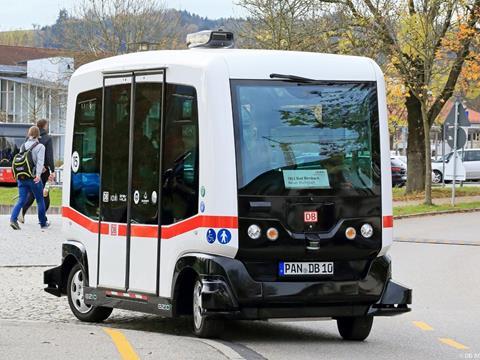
left=0, top=45, right=74, bottom=162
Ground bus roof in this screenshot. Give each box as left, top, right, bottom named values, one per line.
left=73, top=49, right=380, bottom=82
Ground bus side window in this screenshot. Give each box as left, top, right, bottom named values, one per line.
left=161, top=85, right=199, bottom=225
left=70, top=89, right=102, bottom=219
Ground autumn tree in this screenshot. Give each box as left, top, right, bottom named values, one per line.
left=320, top=0, right=480, bottom=203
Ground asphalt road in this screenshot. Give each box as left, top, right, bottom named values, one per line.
left=1, top=214, right=479, bottom=359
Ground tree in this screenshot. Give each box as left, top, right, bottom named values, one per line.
left=320, top=0, right=480, bottom=204
left=55, top=0, right=178, bottom=57
left=237, top=0, right=335, bottom=52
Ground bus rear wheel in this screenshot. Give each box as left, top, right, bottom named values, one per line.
left=192, top=279, right=224, bottom=338
left=67, top=263, right=112, bottom=322
left=337, top=316, right=373, bottom=341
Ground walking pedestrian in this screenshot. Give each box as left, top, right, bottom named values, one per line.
left=10, top=126, right=49, bottom=230
left=18, top=119, right=55, bottom=223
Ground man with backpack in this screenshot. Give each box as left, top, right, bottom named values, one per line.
left=18, top=119, right=55, bottom=223
left=10, top=126, right=49, bottom=230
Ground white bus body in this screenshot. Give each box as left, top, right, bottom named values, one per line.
left=45, top=44, right=411, bottom=339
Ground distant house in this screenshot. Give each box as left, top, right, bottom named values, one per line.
left=0, top=45, right=74, bottom=161
left=431, top=100, right=480, bottom=157
left=391, top=99, right=480, bottom=157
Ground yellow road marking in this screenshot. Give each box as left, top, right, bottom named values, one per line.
left=439, top=338, right=469, bottom=350
left=412, top=321, right=434, bottom=331
left=103, top=328, right=140, bottom=360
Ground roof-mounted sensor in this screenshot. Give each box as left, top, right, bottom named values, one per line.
left=186, top=30, right=235, bottom=49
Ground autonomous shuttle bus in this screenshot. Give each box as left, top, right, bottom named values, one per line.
left=44, top=31, right=411, bottom=340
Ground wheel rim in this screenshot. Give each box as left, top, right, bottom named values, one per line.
left=70, top=269, right=92, bottom=314
left=433, top=171, right=441, bottom=183
left=193, top=281, right=203, bottom=329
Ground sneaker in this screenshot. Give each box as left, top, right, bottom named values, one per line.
left=41, top=221, right=51, bottom=229
left=18, top=212, right=25, bottom=224
left=10, top=221, right=21, bottom=230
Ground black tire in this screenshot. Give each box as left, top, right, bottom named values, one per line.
left=67, top=263, right=112, bottom=322
left=192, top=278, right=224, bottom=338
left=432, top=170, right=443, bottom=184
left=337, top=316, right=373, bottom=341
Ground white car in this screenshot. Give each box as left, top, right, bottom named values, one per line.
left=432, top=149, right=480, bottom=183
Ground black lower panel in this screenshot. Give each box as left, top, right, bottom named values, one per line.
left=84, top=287, right=173, bottom=317
left=196, top=254, right=411, bottom=320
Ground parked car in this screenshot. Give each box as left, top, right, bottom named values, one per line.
left=392, top=155, right=407, bottom=167
left=432, top=149, right=480, bottom=183
left=391, top=158, right=407, bottom=187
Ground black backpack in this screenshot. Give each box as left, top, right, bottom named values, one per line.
left=12, top=142, right=39, bottom=180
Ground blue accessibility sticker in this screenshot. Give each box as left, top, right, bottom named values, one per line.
left=206, top=228, right=216, bottom=244
left=217, top=229, right=232, bottom=244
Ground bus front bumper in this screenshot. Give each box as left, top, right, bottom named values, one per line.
left=199, top=256, right=412, bottom=320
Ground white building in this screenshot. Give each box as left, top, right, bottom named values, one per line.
left=0, top=48, right=74, bottom=161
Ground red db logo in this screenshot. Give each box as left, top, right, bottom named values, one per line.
left=304, top=211, right=318, bottom=223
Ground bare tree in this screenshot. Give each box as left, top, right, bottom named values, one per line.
left=237, top=0, right=335, bottom=52
left=61, top=0, right=178, bottom=56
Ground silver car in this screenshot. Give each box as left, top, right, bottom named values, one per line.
left=432, top=149, right=480, bottom=183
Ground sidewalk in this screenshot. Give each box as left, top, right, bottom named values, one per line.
left=394, top=195, right=480, bottom=207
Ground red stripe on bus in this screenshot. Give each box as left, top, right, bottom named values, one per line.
left=62, top=206, right=109, bottom=234
left=383, top=215, right=393, bottom=228
left=161, top=215, right=238, bottom=239
left=62, top=206, right=237, bottom=239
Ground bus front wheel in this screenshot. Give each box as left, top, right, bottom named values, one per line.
left=337, top=316, right=373, bottom=341
left=67, top=263, right=112, bottom=322
left=192, top=279, right=224, bottom=338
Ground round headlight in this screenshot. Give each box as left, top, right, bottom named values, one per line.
left=361, top=223, right=373, bottom=238
left=247, top=224, right=261, bottom=240
left=345, top=227, right=356, bottom=240
left=266, top=227, right=279, bottom=241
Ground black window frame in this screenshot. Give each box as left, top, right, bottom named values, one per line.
left=230, top=79, right=382, bottom=197
left=69, top=88, right=103, bottom=219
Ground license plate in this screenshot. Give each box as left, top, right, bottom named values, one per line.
left=279, top=262, right=334, bottom=276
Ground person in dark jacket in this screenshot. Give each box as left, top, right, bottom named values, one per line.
left=19, top=119, right=56, bottom=222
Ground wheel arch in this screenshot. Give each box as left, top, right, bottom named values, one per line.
left=171, top=254, right=238, bottom=317
left=44, top=240, right=89, bottom=296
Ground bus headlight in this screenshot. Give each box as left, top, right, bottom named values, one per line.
left=345, top=227, right=356, bottom=240
left=266, top=227, right=279, bottom=241
left=247, top=224, right=261, bottom=240
left=360, top=223, right=373, bottom=238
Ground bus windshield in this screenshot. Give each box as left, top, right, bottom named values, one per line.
left=231, top=80, right=380, bottom=196
left=0, top=136, right=23, bottom=168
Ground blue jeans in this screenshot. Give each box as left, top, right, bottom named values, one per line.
left=11, top=179, right=47, bottom=227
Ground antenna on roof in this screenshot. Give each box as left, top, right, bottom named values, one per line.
left=186, top=30, right=235, bottom=49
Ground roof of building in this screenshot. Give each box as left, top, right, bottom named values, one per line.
left=439, top=100, right=480, bottom=124
left=0, top=45, right=66, bottom=65
left=0, top=64, right=26, bottom=76
left=0, top=76, right=65, bottom=89
left=74, top=49, right=380, bottom=82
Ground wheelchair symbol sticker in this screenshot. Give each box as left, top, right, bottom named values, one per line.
left=206, top=229, right=216, bottom=244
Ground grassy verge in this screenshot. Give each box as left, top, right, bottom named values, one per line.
left=0, top=186, right=62, bottom=207
left=394, top=201, right=480, bottom=217
left=392, top=186, right=480, bottom=201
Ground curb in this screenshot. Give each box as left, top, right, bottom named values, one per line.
left=0, top=205, right=61, bottom=215
left=394, top=207, right=480, bottom=219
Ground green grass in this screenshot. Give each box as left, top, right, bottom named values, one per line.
left=394, top=201, right=480, bottom=217
left=0, top=186, right=62, bottom=207
left=392, top=186, right=480, bottom=201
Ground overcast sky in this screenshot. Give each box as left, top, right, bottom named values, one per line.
left=0, top=0, right=246, bottom=30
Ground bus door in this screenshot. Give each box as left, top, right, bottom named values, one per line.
left=97, top=70, right=165, bottom=294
